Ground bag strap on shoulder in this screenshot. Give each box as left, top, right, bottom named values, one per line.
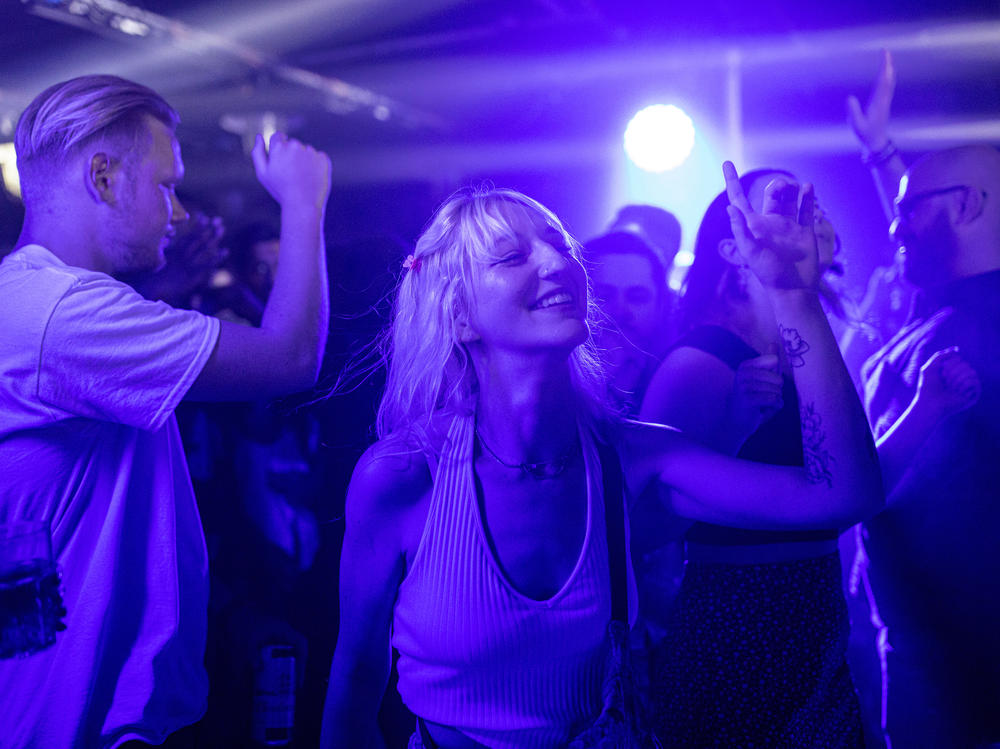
left=597, top=441, right=627, bottom=625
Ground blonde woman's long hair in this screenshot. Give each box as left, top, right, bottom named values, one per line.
left=376, top=186, right=611, bottom=444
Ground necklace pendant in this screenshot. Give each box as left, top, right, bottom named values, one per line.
left=476, top=425, right=575, bottom=481
left=522, top=455, right=570, bottom=480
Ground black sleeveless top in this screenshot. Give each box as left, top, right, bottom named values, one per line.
left=672, top=325, right=837, bottom=545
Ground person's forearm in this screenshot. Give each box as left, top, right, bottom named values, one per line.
left=321, top=665, right=388, bottom=749
left=767, top=288, right=883, bottom=516
left=261, top=202, right=329, bottom=386
left=875, top=395, right=941, bottom=494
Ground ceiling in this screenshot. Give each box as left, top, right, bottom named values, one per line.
left=2, top=0, right=1000, bottom=253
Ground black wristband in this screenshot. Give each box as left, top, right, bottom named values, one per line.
left=862, top=140, right=898, bottom=168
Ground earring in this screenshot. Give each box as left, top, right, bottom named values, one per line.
left=736, top=266, right=749, bottom=296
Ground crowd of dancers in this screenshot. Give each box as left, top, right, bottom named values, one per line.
left=1, top=48, right=997, bottom=749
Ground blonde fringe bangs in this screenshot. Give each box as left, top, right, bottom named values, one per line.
left=376, top=187, right=613, bottom=444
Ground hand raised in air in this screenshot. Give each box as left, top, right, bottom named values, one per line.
left=251, top=131, right=332, bottom=210
left=847, top=49, right=895, bottom=153
left=723, top=161, right=820, bottom=291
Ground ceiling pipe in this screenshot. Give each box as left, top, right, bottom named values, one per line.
left=21, top=0, right=447, bottom=130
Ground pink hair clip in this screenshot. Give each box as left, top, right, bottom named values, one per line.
left=403, top=254, right=421, bottom=272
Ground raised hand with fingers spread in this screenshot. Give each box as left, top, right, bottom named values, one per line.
left=723, top=161, right=819, bottom=291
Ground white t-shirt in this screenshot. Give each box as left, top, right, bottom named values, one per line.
left=0, top=245, right=220, bottom=749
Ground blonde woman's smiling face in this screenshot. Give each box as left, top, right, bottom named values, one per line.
left=462, top=201, right=588, bottom=355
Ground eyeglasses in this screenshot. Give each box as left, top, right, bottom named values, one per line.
left=894, top=185, right=977, bottom=219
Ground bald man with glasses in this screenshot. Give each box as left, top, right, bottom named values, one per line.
left=858, top=145, right=1000, bottom=748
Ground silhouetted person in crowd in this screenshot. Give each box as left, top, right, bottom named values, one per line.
left=858, top=144, right=1000, bottom=748
left=0, top=180, right=25, bottom=257
left=609, top=203, right=683, bottom=276
left=132, top=211, right=329, bottom=746
left=0, top=74, right=331, bottom=748
left=586, top=230, right=674, bottom=415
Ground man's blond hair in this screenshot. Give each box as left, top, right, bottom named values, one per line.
left=15, top=74, right=179, bottom=201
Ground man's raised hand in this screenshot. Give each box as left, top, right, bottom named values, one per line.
left=847, top=49, right=895, bottom=153
left=251, top=132, right=332, bottom=211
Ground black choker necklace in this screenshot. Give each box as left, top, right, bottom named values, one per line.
left=475, top=427, right=576, bottom=480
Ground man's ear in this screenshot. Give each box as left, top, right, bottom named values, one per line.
left=86, top=152, right=116, bottom=204
left=954, top=186, right=986, bottom=226
left=717, top=237, right=745, bottom=267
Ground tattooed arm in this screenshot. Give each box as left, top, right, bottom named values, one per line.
left=731, top=162, right=881, bottom=509
left=770, top=296, right=875, bottom=497
left=623, top=164, right=882, bottom=530
left=624, top=290, right=882, bottom=529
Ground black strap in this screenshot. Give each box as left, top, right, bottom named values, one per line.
left=417, top=717, right=439, bottom=748
left=597, top=441, right=628, bottom=624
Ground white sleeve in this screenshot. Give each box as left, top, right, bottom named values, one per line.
left=38, top=275, right=220, bottom=431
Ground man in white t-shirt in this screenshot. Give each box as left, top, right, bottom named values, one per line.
left=0, top=75, right=331, bottom=749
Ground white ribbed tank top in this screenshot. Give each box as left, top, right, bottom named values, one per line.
left=390, top=412, right=632, bottom=748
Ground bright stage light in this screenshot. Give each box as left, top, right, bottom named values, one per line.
left=624, top=104, right=695, bottom=173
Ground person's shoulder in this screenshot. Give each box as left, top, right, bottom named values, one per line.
left=51, top=261, right=213, bottom=332
left=348, top=430, right=435, bottom=516
left=668, top=325, right=754, bottom=368
left=0, top=247, right=87, bottom=333
left=659, top=344, right=736, bottom=375
left=643, top=345, right=735, bottom=418
left=0, top=245, right=75, bottom=290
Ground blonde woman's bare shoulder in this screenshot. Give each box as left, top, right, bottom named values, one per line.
left=348, top=410, right=463, bottom=515
left=349, top=432, right=434, bottom=514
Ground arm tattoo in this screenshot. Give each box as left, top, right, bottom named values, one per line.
left=800, top=401, right=834, bottom=488
left=779, top=325, right=810, bottom=368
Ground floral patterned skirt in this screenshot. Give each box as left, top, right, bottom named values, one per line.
left=650, top=551, right=863, bottom=749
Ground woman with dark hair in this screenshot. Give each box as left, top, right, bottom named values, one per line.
left=321, top=168, right=881, bottom=748
left=640, top=169, right=863, bottom=747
